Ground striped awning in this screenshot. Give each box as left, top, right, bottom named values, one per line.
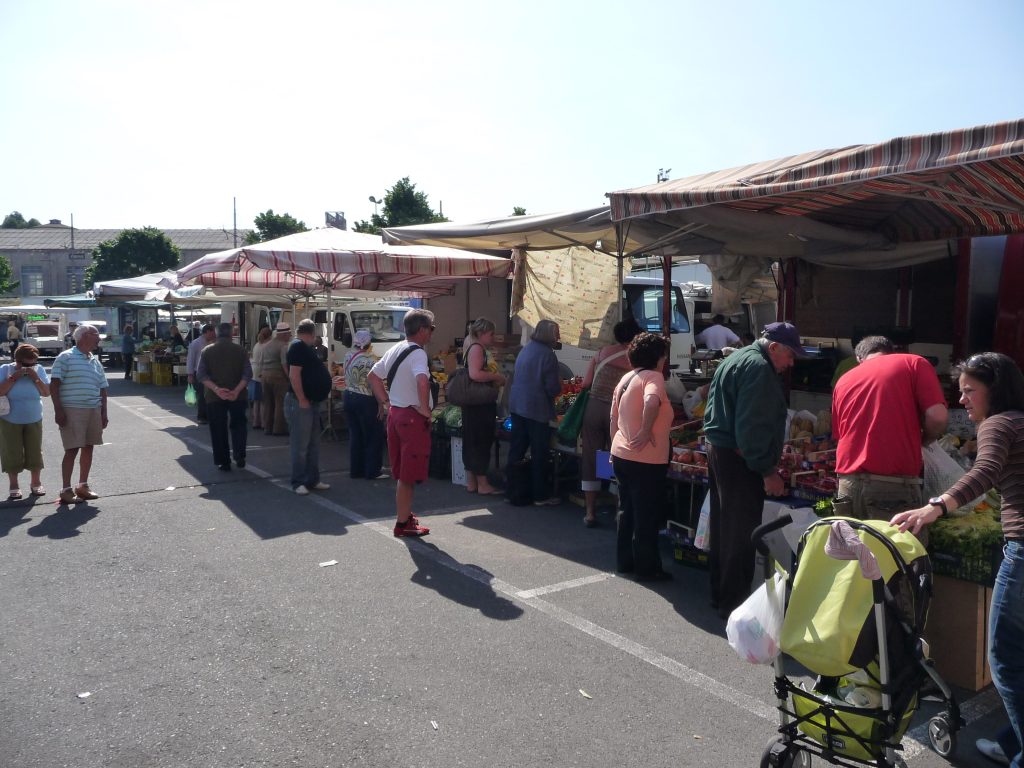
left=176, top=228, right=511, bottom=296
left=608, top=119, right=1024, bottom=245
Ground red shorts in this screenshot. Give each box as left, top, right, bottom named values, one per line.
left=387, top=406, right=431, bottom=484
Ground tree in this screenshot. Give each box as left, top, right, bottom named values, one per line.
left=353, top=177, right=448, bottom=234
left=244, top=209, right=308, bottom=245
left=512, top=207, right=527, bottom=216
left=2, top=211, right=41, bottom=228
left=85, top=227, right=182, bottom=284
left=0, top=254, right=19, bottom=295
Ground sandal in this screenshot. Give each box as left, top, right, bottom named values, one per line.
left=7, top=490, right=22, bottom=501
left=30, top=486, right=46, bottom=496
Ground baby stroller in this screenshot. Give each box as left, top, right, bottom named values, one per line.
left=750, top=515, right=962, bottom=768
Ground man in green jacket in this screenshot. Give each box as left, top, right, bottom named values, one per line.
left=703, top=322, right=807, bottom=619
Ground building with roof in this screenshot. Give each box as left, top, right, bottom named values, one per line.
left=0, top=220, right=250, bottom=299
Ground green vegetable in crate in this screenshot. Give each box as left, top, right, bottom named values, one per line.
left=929, top=513, right=1004, bottom=563
left=442, top=405, right=463, bottom=431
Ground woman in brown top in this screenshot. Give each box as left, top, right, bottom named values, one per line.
left=892, top=352, right=1024, bottom=766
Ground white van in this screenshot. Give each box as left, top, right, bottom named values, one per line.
left=328, top=302, right=411, bottom=362
left=547, top=276, right=697, bottom=377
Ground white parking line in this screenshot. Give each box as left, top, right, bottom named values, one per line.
left=516, top=573, right=616, bottom=599
left=118, top=397, right=1004, bottom=760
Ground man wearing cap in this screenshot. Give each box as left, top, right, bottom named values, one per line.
left=285, top=319, right=333, bottom=495
left=260, top=322, right=292, bottom=436
left=703, top=321, right=807, bottom=619
left=197, top=323, right=252, bottom=471
left=186, top=324, right=216, bottom=424
left=832, top=335, right=948, bottom=521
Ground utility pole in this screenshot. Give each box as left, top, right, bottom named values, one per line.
left=233, top=197, right=238, bottom=247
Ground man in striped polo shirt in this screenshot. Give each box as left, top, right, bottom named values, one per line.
left=50, top=323, right=109, bottom=504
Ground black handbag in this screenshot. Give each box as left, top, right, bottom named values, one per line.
left=446, top=344, right=498, bottom=407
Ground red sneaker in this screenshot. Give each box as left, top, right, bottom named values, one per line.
left=393, top=517, right=430, bottom=537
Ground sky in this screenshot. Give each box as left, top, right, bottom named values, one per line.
left=2, top=0, right=1022, bottom=233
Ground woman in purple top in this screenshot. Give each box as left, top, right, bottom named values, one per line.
left=892, top=352, right=1024, bottom=767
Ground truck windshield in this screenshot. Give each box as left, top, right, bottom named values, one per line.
left=623, top=286, right=690, bottom=334
left=352, top=310, right=407, bottom=342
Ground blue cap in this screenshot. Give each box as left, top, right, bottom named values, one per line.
left=762, top=322, right=809, bottom=358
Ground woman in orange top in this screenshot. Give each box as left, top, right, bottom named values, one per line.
left=610, top=332, right=674, bottom=581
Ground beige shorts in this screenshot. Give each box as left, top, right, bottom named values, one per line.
left=60, top=407, right=104, bottom=450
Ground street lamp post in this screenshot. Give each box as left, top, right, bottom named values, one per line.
left=368, top=195, right=382, bottom=218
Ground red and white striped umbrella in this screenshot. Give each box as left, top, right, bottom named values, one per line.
left=176, top=228, right=511, bottom=297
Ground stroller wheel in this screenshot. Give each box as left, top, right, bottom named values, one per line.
left=760, top=737, right=811, bottom=768
left=927, top=713, right=957, bottom=757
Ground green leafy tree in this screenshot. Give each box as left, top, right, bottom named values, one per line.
left=85, top=227, right=182, bottom=284
left=2, top=211, right=41, bottom=228
left=243, top=209, right=308, bottom=245
left=353, top=177, right=448, bottom=234
left=0, top=254, right=20, bottom=294
left=512, top=207, right=527, bottom=216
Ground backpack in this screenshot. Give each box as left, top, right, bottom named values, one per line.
left=386, top=343, right=440, bottom=407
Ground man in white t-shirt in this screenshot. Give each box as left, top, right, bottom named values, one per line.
left=368, top=308, right=436, bottom=538
left=696, top=315, right=740, bottom=351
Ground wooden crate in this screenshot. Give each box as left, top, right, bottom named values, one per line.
left=925, top=575, right=992, bottom=691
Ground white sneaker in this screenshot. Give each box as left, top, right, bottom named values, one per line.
left=976, top=738, right=1010, bottom=766
left=311, top=482, right=330, bottom=491
left=295, top=485, right=310, bottom=496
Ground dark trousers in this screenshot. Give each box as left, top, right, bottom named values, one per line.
left=123, top=353, right=133, bottom=380
left=207, top=399, right=247, bottom=466
left=196, top=387, right=209, bottom=422
left=707, top=443, right=766, bottom=617
left=507, top=414, right=551, bottom=501
left=461, top=402, right=496, bottom=475
left=343, top=390, right=384, bottom=478
left=613, top=456, right=668, bottom=577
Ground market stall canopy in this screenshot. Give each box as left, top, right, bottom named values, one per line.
left=383, top=205, right=695, bottom=258
left=607, top=118, right=1024, bottom=269
left=176, top=228, right=512, bottom=298
left=92, top=270, right=207, bottom=303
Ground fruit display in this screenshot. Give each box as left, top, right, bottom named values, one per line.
left=554, top=377, right=584, bottom=416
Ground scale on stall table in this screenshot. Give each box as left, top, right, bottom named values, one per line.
left=689, top=348, right=723, bottom=377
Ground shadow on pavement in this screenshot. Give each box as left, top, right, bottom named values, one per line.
left=27, top=502, right=100, bottom=539
left=0, top=501, right=37, bottom=537
left=404, top=539, right=524, bottom=621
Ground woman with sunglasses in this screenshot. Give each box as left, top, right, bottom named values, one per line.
left=0, top=344, right=51, bottom=500
left=892, top=352, right=1024, bottom=767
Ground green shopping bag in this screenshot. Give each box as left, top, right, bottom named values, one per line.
left=184, top=384, right=197, bottom=406
left=556, top=389, right=589, bottom=445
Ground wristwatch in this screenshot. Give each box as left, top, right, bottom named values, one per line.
left=928, top=496, right=948, bottom=516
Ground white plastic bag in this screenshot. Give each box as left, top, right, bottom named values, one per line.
left=694, top=493, right=711, bottom=551
left=727, top=572, right=785, bottom=664
left=922, top=443, right=983, bottom=515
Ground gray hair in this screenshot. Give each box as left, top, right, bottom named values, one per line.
left=217, top=322, right=233, bottom=338
left=530, top=319, right=560, bottom=346
left=296, top=318, right=316, bottom=336
left=403, top=308, right=435, bottom=336
left=73, top=323, right=98, bottom=341
left=468, top=317, right=495, bottom=339
left=855, top=335, right=894, bottom=361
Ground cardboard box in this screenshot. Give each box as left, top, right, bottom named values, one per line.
left=450, top=436, right=466, bottom=486
left=925, top=575, right=992, bottom=691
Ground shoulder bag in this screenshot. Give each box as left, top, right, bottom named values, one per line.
left=556, top=350, right=628, bottom=444
left=446, top=343, right=499, bottom=407
left=386, top=344, right=440, bottom=407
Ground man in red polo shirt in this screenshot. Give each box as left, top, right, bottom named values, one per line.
left=832, top=336, right=948, bottom=519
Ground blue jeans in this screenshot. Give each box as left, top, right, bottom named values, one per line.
left=990, top=540, right=1024, bottom=768
left=343, top=390, right=384, bottom=478
left=285, top=393, right=321, bottom=489
left=507, top=413, right=551, bottom=501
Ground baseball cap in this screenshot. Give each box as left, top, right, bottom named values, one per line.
left=762, top=322, right=810, bottom=358
left=353, top=329, right=372, bottom=349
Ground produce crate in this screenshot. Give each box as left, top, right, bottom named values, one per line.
left=928, top=541, right=1003, bottom=587
left=665, top=520, right=709, bottom=570
left=136, top=370, right=153, bottom=384
left=153, top=363, right=173, bottom=386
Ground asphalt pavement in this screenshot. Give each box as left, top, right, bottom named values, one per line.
left=0, top=373, right=1012, bottom=767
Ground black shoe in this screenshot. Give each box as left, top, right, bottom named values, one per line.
left=635, top=570, right=673, bottom=583
left=217, top=463, right=232, bottom=471
left=236, top=459, right=246, bottom=468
